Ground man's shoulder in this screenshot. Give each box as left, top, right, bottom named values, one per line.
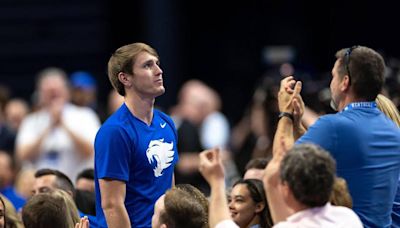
left=154, top=109, right=172, bottom=120
left=328, top=205, right=363, bottom=227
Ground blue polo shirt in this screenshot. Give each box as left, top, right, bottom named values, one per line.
left=297, top=102, right=400, bottom=228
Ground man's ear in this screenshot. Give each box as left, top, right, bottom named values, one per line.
left=160, top=224, right=168, bottom=228
left=280, top=181, right=291, bottom=201
left=340, top=75, right=350, bottom=92
left=118, top=72, right=132, bottom=87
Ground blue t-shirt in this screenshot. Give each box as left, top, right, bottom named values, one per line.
left=296, top=103, right=400, bottom=228
left=0, top=186, right=26, bottom=211
left=94, top=104, right=178, bottom=228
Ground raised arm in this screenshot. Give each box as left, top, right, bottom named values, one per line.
left=273, top=76, right=302, bottom=153
left=199, top=148, right=238, bottom=228
left=264, top=77, right=302, bottom=224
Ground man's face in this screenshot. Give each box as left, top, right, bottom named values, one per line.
left=33, top=175, right=57, bottom=195
left=330, top=59, right=344, bottom=111
left=76, top=178, right=95, bottom=192
left=38, top=75, right=69, bottom=107
left=152, top=195, right=166, bottom=228
left=130, top=52, right=165, bottom=98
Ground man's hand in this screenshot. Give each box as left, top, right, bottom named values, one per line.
left=49, top=98, right=64, bottom=127
left=199, top=148, right=224, bottom=187
left=278, top=76, right=296, bottom=113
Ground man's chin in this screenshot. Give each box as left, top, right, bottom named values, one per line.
left=154, top=87, right=166, bottom=97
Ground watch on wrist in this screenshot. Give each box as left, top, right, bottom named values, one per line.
left=278, top=112, right=294, bottom=121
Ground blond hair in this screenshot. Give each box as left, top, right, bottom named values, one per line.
left=51, top=189, right=80, bottom=227
left=330, top=177, right=353, bottom=208
left=376, top=94, right=400, bottom=127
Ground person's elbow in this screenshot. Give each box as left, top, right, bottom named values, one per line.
left=101, top=197, right=124, bottom=211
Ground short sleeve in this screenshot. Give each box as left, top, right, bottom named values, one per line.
left=95, top=125, right=132, bottom=182
left=296, top=115, right=336, bottom=153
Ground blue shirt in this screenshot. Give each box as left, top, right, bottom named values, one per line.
left=94, top=104, right=178, bottom=228
left=1, top=186, right=26, bottom=211
left=79, top=211, right=98, bottom=228
left=297, top=103, right=400, bottom=228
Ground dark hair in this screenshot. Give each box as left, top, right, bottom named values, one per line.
left=245, top=157, right=270, bottom=171
left=233, top=179, right=273, bottom=228
left=35, top=169, right=75, bottom=194
left=161, top=186, right=208, bottom=228
left=280, top=144, right=336, bottom=207
left=76, top=168, right=94, bottom=182
left=335, top=46, right=385, bottom=101
left=22, top=193, right=69, bottom=228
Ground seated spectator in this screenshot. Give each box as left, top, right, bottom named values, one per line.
left=33, top=168, right=97, bottom=226
left=33, top=168, right=75, bottom=195
left=228, top=179, right=273, bottom=228
left=0, top=195, right=5, bottom=228
left=75, top=168, right=95, bottom=192
left=0, top=151, right=26, bottom=211
left=4, top=98, right=30, bottom=132
left=198, top=148, right=237, bottom=228
left=243, top=157, right=270, bottom=180
left=22, top=193, right=70, bottom=228
left=0, top=193, right=24, bottom=228
left=152, top=184, right=208, bottom=228
left=330, top=177, right=352, bottom=208
left=264, top=143, right=362, bottom=227
left=74, top=168, right=95, bottom=215
left=14, top=168, right=35, bottom=200
left=51, top=189, right=80, bottom=226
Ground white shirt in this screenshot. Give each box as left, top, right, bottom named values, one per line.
left=215, top=220, right=239, bottom=228
left=200, top=111, right=230, bottom=149
left=273, top=203, right=363, bottom=228
left=17, top=103, right=100, bottom=180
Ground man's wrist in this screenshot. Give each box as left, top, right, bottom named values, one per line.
left=278, top=112, right=294, bottom=121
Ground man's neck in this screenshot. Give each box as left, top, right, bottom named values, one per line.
left=125, top=92, right=155, bottom=126
left=337, top=93, right=368, bottom=111
left=290, top=200, right=309, bottom=215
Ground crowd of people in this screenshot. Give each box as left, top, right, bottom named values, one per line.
left=0, top=43, right=399, bottom=228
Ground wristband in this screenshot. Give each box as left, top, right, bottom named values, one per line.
left=278, top=112, right=294, bottom=121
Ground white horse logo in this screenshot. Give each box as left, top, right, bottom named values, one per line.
left=146, top=138, right=174, bottom=177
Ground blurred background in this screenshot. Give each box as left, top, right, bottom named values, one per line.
left=1, top=0, right=399, bottom=125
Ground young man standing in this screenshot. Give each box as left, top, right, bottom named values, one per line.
left=94, top=43, right=178, bottom=228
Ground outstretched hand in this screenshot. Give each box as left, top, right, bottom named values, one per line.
left=199, top=148, right=225, bottom=187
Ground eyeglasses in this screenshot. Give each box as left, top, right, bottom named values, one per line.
left=344, top=45, right=359, bottom=85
